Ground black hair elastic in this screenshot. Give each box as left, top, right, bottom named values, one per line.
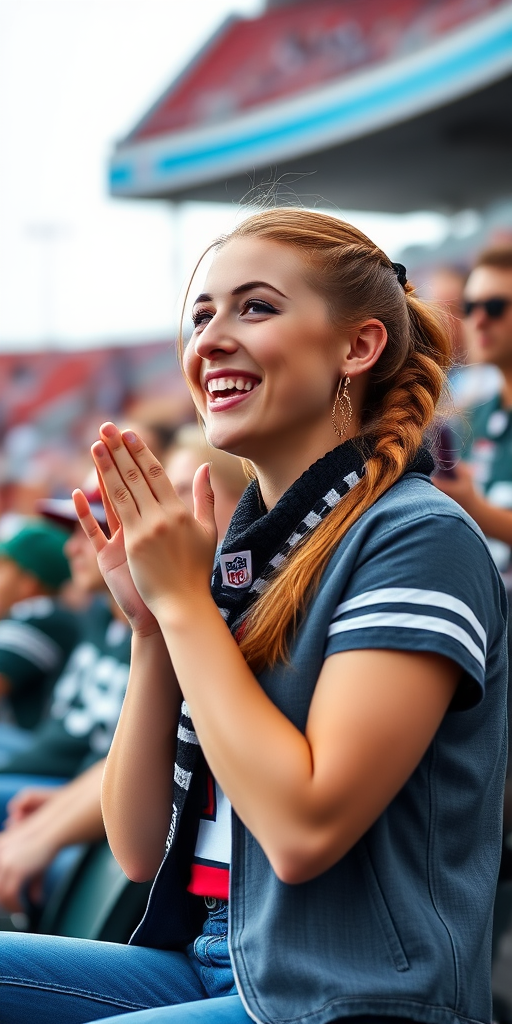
left=391, top=262, right=407, bottom=288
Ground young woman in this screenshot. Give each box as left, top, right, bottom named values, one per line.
left=0, top=209, right=507, bottom=1024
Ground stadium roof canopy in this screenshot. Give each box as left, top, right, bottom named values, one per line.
left=109, top=0, right=512, bottom=214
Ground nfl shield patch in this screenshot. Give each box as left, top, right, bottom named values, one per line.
left=220, top=550, right=252, bottom=588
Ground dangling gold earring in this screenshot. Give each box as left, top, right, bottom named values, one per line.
left=332, top=374, right=352, bottom=439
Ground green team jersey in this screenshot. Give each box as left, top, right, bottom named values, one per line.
left=0, top=598, right=131, bottom=778
left=460, top=393, right=512, bottom=588
left=0, top=597, right=80, bottom=730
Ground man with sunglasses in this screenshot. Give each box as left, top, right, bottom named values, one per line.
left=436, top=247, right=512, bottom=578
left=435, top=244, right=512, bottom=883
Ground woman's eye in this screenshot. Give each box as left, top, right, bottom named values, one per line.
left=191, top=308, right=213, bottom=329
left=242, top=299, right=278, bottom=316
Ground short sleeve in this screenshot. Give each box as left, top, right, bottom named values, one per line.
left=324, top=512, right=504, bottom=710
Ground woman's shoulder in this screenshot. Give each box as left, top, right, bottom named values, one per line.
left=367, top=471, right=488, bottom=547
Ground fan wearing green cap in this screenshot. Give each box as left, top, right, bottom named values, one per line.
left=0, top=520, right=80, bottom=757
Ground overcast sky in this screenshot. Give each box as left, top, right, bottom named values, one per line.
left=0, top=0, right=450, bottom=351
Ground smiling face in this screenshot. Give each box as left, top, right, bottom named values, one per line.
left=183, top=237, right=349, bottom=478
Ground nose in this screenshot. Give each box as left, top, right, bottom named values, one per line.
left=192, top=312, right=240, bottom=361
left=472, top=308, right=490, bottom=331
left=466, top=303, right=491, bottom=330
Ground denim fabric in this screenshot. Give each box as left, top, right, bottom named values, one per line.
left=86, top=996, right=252, bottom=1024
left=186, top=900, right=236, bottom=999
left=0, top=900, right=235, bottom=1023
left=91, top=1010, right=418, bottom=1024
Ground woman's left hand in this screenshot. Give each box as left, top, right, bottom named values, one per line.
left=91, top=422, right=218, bottom=619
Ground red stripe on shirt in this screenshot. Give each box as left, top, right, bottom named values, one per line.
left=188, top=862, right=230, bottom=900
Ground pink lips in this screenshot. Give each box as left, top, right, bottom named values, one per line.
left=203, top=369, right=261, bottom=412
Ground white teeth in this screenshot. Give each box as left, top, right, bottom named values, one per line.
left=207, top=376, right=257, bottom=394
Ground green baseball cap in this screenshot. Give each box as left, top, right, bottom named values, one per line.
left=0, top=520, right=71, bottom=590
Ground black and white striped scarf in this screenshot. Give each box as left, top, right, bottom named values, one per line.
left=211, top=437, right=372, bottom=634
left=167, top=439, right=434, bottom=849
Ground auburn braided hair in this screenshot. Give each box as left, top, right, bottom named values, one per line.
left=179, top=209, right=452, bottom=672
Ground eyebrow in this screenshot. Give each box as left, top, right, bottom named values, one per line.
left=193, top=280, right=288, bottom=305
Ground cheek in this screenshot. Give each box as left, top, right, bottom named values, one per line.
left=501, top=317, right=512, bottom=340
left=182, top=343, right=195, bottom=381
left=182, top=345, right=203, bottom=399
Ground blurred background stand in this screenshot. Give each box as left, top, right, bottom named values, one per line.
left=109, top=0, right=512, bottom=225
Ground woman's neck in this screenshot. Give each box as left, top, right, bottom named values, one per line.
left=245, top=415, right=361, bottom=509
left=253, top=439, right=353, bottom=510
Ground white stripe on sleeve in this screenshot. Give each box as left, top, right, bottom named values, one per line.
left=327, top=611, right=485, bottom=670
left=331, top=588, right=486, bottom=649
left=0, top=621, right=61, bottom=671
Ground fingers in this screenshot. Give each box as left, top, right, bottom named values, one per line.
left=95, top=470, right=121, bottom=540
left=192, top=463, right=218, bottom=545
left=72, top=489, right=109, bottom=554
left=94, top=423, right=175, bottom=521
left=6, top=790, right=47, bottom=816
left=5, top=798, right=42, bottom=827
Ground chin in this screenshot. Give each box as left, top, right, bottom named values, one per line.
left=205, top=427, right=247, bottom=458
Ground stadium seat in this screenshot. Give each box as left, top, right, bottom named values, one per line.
left=36, top=841, right=153, bottom=942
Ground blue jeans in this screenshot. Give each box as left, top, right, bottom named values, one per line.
left=88, top=998, right=251, bottom=1023
left=0, top=898, right=246, bottom=1024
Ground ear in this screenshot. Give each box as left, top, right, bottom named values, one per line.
left=344, top=319, right=387, bottom=377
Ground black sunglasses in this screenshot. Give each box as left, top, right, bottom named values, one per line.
left=463, top=297, right=512, bottom=319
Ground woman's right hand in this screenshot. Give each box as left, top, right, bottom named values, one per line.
left=72, top=483, right=160, bottom=638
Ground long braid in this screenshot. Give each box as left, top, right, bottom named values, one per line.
left=237, top=274, right=450, bottom=672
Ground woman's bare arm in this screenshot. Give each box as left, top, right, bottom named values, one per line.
left=101, top=631, right=182, bottom=881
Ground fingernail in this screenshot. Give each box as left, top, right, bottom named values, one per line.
left=123, top=431, right=138, bottom=444
left=92, top=441, right=108, bottom=458
left=207, top=462, right=212, bottom=484
left=100, top=422, right=116, bottom=438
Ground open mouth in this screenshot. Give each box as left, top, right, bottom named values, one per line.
left=205, top=374, right=261, bottom=403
